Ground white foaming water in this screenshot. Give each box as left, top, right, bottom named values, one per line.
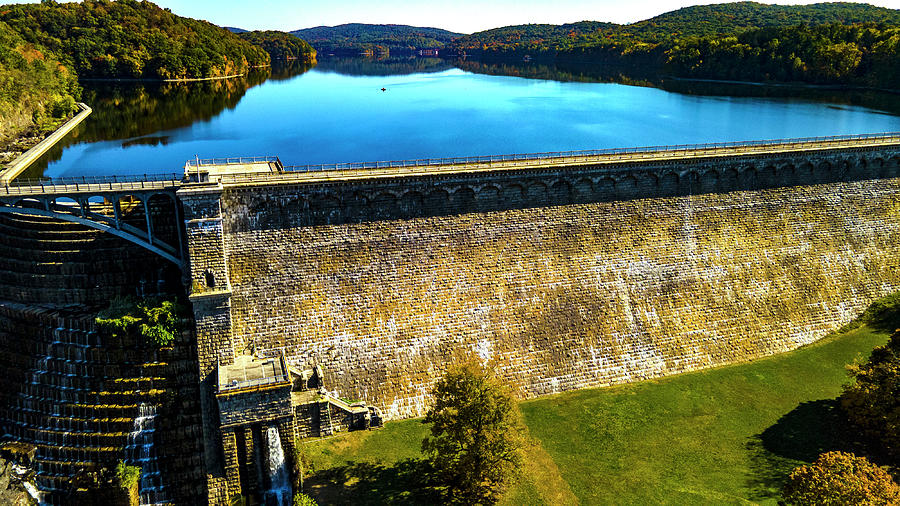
left=127, top=403, right=169, bottom=505
left=22, top=479, right=42, bottom=503
left=264, top=426, right=291, bottom=506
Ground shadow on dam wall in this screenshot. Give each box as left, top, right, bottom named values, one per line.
left=220, top=149, right=900, bottom=231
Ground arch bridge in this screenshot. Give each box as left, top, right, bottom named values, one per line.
left=0, top=175, right=186, bottom=268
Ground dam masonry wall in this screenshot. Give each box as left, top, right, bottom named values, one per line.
left=180, top=143, right=900, bottom=425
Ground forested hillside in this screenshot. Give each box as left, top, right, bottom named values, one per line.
left=292, top=23, right=461, bottom=55
left=0, top=0, right=269, bottom=79
left=0, top=20, right=79, bottom=153
left=452, top=22, right=614, bottom=57
left=238, top=31, right=316, bottom=62
left=662, top=23, right=900, bottom=85
left=451, top=2, right=900, bottom=88
left=453, top=2, right=900, bottom=54
left=627, top=1, right=900, bottom=39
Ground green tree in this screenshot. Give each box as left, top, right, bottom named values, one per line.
left=238, top=30, right=316, bottom=63
left=841, top=331, right=900, bottom=456
left=781, top=451, right=900, bottom=505
left=292, top=440, right=313, bottom=496
left=292, top=493, right=317, bottom=506
left=422, top=361, right=524, bottom=505
left=113, top=460, right=141, bottom=506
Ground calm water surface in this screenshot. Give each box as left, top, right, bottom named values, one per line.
left=34, top=59, right=900, bottom=178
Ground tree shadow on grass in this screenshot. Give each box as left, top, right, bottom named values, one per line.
left=745, top=398, right=880, bottom=501
left=305, top=458, right=444, bottom=505
left=745, top=293, right=900, bottom=501
left=843, top=293, right=900, bottom=334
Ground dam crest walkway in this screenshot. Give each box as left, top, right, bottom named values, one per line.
left=1, top=131, right=900, bottom=268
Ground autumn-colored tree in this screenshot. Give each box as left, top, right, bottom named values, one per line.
left=0, top=0, right=269, bottom=80
left=422, top=362, right=524, bottom=505
left=842, top=331, right=900, bottom=455
left=781, top=451, right=900, bottom=505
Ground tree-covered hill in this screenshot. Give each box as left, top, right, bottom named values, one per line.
left=0, top=0, right=269, bottom=80
left=291, top=23, right=462, bottom=55
left=238, top=30, right=316, bottom=62
left=453, top=21, right=616, bottom=56
left=661, top=23, right=900, bottom=86
left=451, top=2, right=900, bottom=89
left=0, top=19, right=79, bottom=153
left=627, top=1, right=900, bottom=39
left=452, top=2, right=900, bottom=55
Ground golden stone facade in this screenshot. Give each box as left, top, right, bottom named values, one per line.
left=176, top=148, right=900, bottom=420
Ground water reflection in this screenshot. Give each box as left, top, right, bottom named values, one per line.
left=22, top=65, right=313, bottom=179
left=456, top=59, right=659, bottom=86
left=85, top=78, right=258, bottom=141
left=25, top=57, right=900, bottom=179
left=268, top=61, right=317, bottom=81
left=457, top=59, right=900, bottom=116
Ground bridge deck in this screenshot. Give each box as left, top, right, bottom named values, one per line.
left=1, top=179, right=181, bottom=197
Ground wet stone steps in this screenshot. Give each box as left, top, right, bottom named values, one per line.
left=0, top=212, right=200, bottom=503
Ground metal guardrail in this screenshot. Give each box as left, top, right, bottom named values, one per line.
left=2, top=174, right=183, bottom=196
left=213, top=132, right=900, bottom=184
left=5, top=132, right=900, bottom=191
left=8, top=173, right=182, bottom=186
left=278, top=132, right=900, bottom=171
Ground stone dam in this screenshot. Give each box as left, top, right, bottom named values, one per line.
left=2, top=134, right=900, bottom=503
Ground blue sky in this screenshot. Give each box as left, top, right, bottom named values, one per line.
left=14, top=0, right=900, bottom=33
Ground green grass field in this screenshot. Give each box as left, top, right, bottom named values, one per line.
left=300, top=312, right=894, bottom=505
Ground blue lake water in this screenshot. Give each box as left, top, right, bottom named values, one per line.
left=34, top=59, right=900, bottom=178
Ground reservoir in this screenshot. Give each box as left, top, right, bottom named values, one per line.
left=28, top=58, right=900, bottom=179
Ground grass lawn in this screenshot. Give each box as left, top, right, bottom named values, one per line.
left=300, top=319, right=892, bottom=505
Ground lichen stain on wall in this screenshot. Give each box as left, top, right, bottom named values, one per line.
left=224, top=179, right=900, bottom=419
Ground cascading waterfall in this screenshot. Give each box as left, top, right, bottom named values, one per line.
left=264, top=426, right=291, bottom=506
left=126, top=403, right=169, bottom=505
left=30, top=334, right=74, bottom=496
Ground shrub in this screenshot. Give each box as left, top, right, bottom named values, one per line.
left=114, top=460, right=141, bottom=491
left=96, top=297, right=183, bottom=347
left=95, top=297, right=143, bottom=335
left=293, top=493, right=317, bottom=506
left=781, top=451, right=900, bottom=505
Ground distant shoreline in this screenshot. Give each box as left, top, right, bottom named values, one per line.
left=80, top=73, right=245, bottom=83
left=164, top=74, right=244, bottom=82
left=455, top=55, right=900, bottom=95
left=663, top=75, right=900, bottom=95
